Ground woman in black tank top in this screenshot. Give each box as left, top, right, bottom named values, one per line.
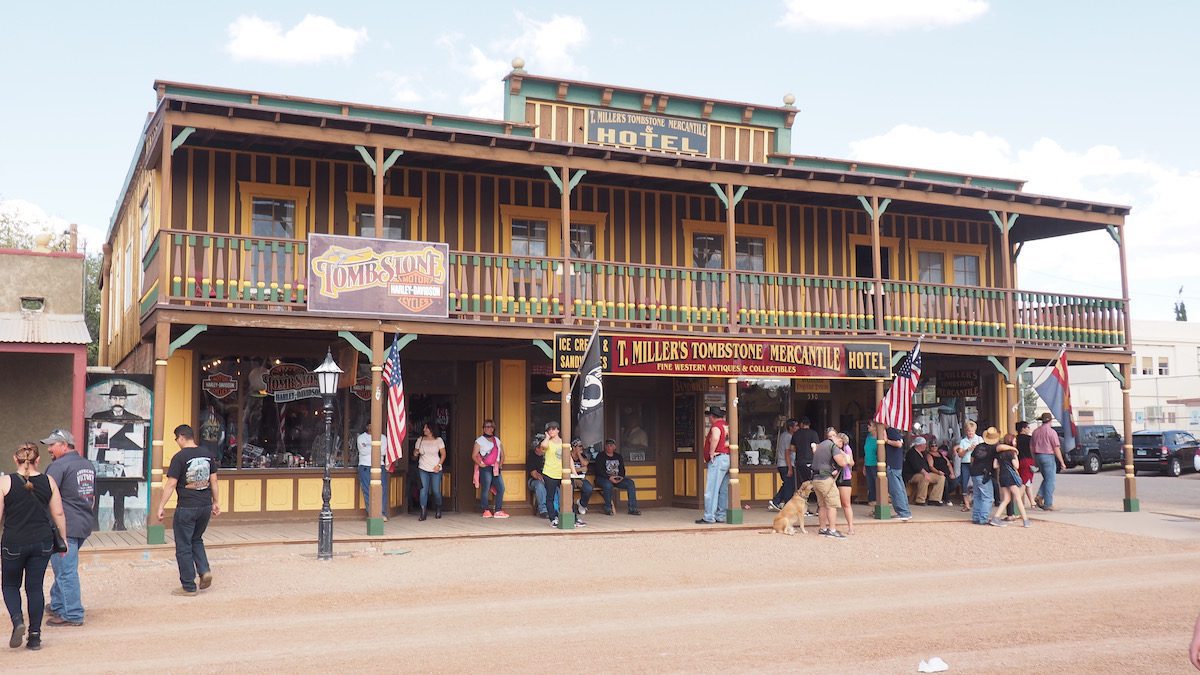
left=0, top=442, right=68, bottom=651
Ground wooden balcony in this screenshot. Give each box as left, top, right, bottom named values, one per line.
left=142, top=230, right=1127, bottom=350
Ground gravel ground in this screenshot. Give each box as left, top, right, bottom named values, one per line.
left=5, top=520, right=1200, bottom=674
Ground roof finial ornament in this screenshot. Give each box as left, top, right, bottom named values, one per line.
left=511, top=56, right=526, bottom=73
left=783, top=93, right=796, bottom=107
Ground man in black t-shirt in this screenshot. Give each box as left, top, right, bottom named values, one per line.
left=789, top=417, right=820, bottom=483
left=156, top=424, right=220, bottom=596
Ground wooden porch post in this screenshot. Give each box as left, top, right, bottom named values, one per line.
left=147, top=321, right=169, bottom=545
left=1115, top=221, right=1136, bottom=511
left=873, top=380, right=891, bottom=520
left=725, top=184, right=738, bottom=333
left=1005, top=354, right=1019, bottom=433
left=374, top=146, right=384, bottom=235
left=559, top=374, right=575, bottom=528
left=560, top=167, right=574, bottom=325
left=726, top=377, right=743, bottom=523
left=367, top=330, right=385, bottom=535
left=869, top=196, right=884, bottom=335
left=1121, top=363, right=1139, bottom=512
left=999, top=211, right=1016, bottom=344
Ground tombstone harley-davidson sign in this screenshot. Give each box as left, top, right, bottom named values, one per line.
left=307, top=234, right=449, bottom=318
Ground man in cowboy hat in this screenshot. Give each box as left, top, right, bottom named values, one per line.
left=1031, top=412, right=1066, bottom=510
left=697, top=406, right=731, bottom=524
left=89, top=383, right=145, bottom=423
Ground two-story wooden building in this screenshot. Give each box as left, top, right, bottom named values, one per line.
left=100, top=61, right=1139, bottom=540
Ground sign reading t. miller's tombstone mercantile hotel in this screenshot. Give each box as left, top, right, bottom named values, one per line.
left=586, top=108, right=709, bottom=156
left=307, top=234, right=449, bottom=318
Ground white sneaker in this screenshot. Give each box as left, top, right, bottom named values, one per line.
left=549, top=518, right=559, bottom=528
left=897, top=515, right=912, bottom=522
left=766, top=501, right=781, bottom=512
left=574, top=500, right=588, bottom=515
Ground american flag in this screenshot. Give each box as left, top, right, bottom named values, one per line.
left=874, top=342, right=922, bottom=431
left=382, top=336, right=407, bottom=471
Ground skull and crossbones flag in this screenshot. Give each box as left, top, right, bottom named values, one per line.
left=576, top=323, right=604, bottom=451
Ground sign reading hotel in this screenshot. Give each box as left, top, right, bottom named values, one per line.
left=307, top=234, right=449, bottom=318
left=555, top=333, right=890, bottom=379
left=585, top=108, right=709, bottom=156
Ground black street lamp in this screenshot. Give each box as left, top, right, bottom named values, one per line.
left=314, top=348, right=343, bottom=561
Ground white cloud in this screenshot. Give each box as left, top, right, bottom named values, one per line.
left=848, top=125, right=1200, bottom=320
left=440, top=13, right=588, bottom=118
left=0, top=198, right=103, bottom=253
left=226, top=15, right=368, bottom=65
left=378, top=72, right=423, bottom=105
left=780, top=0, right=988, bottom=32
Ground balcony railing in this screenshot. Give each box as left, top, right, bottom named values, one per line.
left=143, top=230, right=1127, bottom=350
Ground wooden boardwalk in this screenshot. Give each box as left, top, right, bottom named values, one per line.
left=81, top=503, right=967, bottom=557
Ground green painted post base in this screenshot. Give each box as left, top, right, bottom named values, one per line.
left=146, top=524, right=165, bottom=545
left=873, top=504, right=893, bottom=520
left=726, top=509, right=744, bottom=524
left=558, top=512, right=576, bottom=529
left=1123, top=498, right=1140, bottom=513
left=367, top=517, right=384, bottom=535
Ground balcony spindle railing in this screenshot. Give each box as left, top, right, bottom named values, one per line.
left=144, top=230, right=1127, bottom=349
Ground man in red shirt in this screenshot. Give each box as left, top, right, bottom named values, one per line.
left=696, top=406, right=730, bottom=524
left=1031, top=412, right=1066, bottom=510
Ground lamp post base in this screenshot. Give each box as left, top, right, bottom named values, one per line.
left=317, top=510, right=334, bottom=560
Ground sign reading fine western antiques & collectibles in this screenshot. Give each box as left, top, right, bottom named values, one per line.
left=554, top=333, right=890, bottom=379
left=307, top=234, right=449, bottom=318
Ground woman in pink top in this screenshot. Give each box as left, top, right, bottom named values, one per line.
left=471, top=419, right=508, bottom=518
left=835, top=433, right=856, bottom=534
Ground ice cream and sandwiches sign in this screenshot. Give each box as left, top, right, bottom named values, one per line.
left=307, top=234, right=449, bottom=318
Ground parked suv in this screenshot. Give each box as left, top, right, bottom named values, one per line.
left=1132, top=430, right=1200, bottom=477
left=1058, top=424, right=1124, bottom=474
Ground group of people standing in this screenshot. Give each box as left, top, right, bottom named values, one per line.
left=2, top=429, right=95, bottom=651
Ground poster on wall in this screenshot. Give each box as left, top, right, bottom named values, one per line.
left=85, top=374, right=153, bottom=532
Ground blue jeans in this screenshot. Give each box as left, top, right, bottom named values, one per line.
left=528, top=477, right=547, bottom=514
left=972, top=476, right=995, bottom=524
left=543, top=475, right=561, bottom=520
left=479, top=469, right=504, bottom=512
left=886, top=467, right=911, bottom=518
left=702, top=454, right=730, bottom=522
left=574, top=478, right=594, bottom=512
left=357, top=465, right=390, bottom=517
left=1035, top=454, right=1058, bottom=507
left=599, top=476, right=638, bottom=511
left=418, top=469, right=443, bottom=510
left=959, top=467, right=973, bottom=500
left=773, top=467, right=796, bottom=505
left=2, top=539, right=52, bottom=633
left=866, top=469, right=877, bottom=504
left=172, top=506, right=212, bottom=592
left=49, top=536, right=85, bottom=622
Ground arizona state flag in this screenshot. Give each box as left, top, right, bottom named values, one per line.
left=1034, top=349, right=1077, bottom=452
left=576, top=324, right=604, bottom=451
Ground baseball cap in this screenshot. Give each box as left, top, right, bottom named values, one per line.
left=40, top=428, right=75, bottom=446
left=886, top=427, right=903, bottom=442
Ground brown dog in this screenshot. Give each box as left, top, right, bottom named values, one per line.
left=772, top=481, right=815, bottom=535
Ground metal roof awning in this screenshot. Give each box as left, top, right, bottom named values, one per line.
left=0, top=313, right=91, bottom=345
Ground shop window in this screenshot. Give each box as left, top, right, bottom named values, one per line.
left=200, top=354, right=368, bottom=469
left=735, top=379, right=791, bottom=467
left=617, top=401, right=654, bottom=463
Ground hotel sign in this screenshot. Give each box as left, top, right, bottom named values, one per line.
left=554, top=333, right=890, bottom=379
left=585, top=108, right=709, bottom=156
left=307, top=234, right=449, bottom=318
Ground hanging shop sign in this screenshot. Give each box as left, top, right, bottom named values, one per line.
left=936, top=369, right=980, bottom=398
left=585, top=108, right=709, bottom=156
left=202, top=372, right=238, bottom=400
left=266, top=363, right=320, bottom=403
left=794, top=379, right=832, bottom=394
left=307, top=234, right=449, bottom=318
left=554, top=333, right=890, bottom=379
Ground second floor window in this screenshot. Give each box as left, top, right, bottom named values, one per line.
left=691, top=234, right=766, bottom=271
left=1158, top=357, right=1170, bottom=376
left=252, top=198, right=295, bottom=238
left=511, top=219, right=548, bottom=257
left=139, top=191, right=152, bottom=257
left=357, top=205, right=411, bottom=240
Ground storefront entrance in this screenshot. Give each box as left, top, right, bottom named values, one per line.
left=404, top=393, right=456, bottom=513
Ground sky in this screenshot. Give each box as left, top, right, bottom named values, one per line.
left=1, top=0, right=1197, bottom=320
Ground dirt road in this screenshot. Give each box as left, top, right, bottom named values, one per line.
left=6, top=520, right=1200, bottom=673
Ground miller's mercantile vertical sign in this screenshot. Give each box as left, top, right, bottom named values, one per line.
left=585, top=108, right=709, bottom=156
left=307, top=234, right=449, bottom=318
left=554, top=333, right=891, bottom=379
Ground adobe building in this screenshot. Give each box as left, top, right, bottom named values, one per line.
left=99, top=61, right=1139, bottom=540
left=0, top=241, right=90, bottom=453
